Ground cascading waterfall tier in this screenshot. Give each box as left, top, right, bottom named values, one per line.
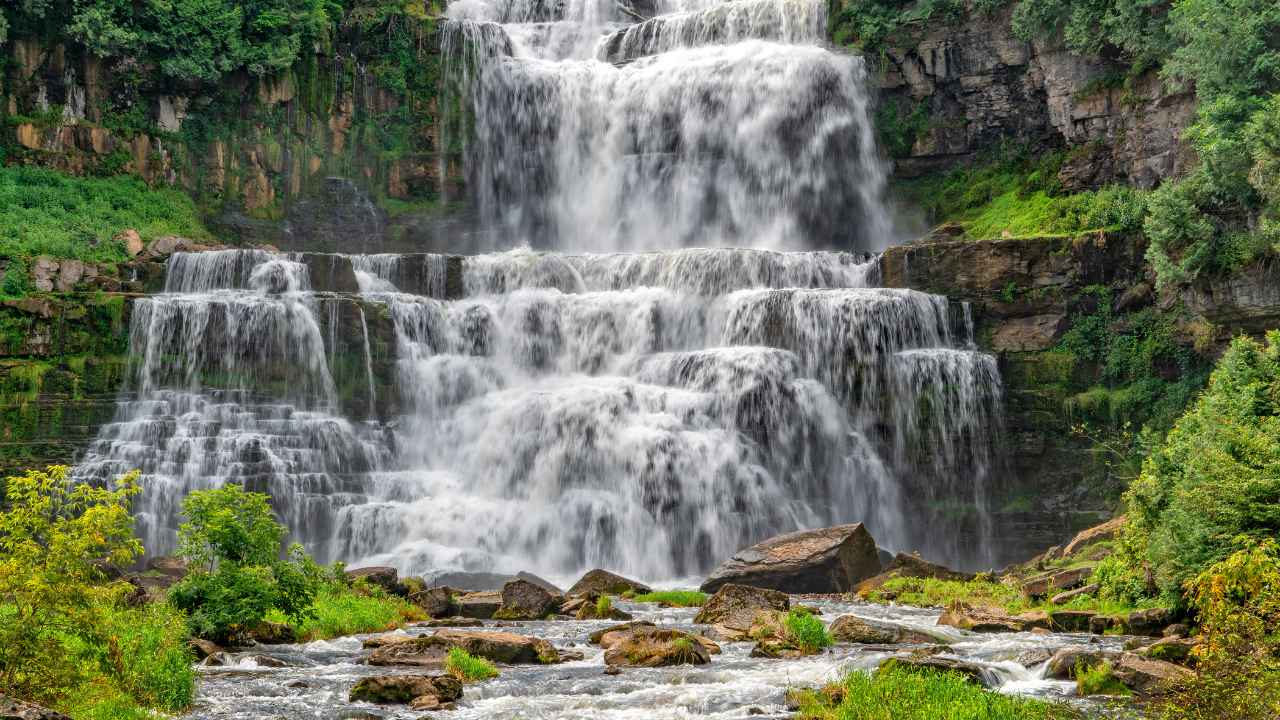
left=441, top=0, right=892, bottom=252
left=77, top=248, right=1004, bottom=578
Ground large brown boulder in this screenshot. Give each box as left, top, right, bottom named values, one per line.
left=346, top=566, right=405, bottom=596
left=410, top=586, right=455, bottom=618
left=937, top=604, right=1046, bottom=633
left=1112, top=653, right=1194, bottom=695
left=601, top=626, right=711, bottom=667
left=348, top=674, right=463, bottom=705
left=495, top=579, right=558, bottom=620
left=694, top=583, right=789, bottom=626
left=700, top=523, right=881, bottom=594
left=366, top=629, right=560, bottom=666
left=456, top=591, right=502, bottom=619
left=566, top=569, right=651, bottom=597
left=1045, top=647, right=1118, bottom=679
left=829, top=615, right=949, bottom=645
left=1021, top=566, right=1094, bottom=599
left=855, top=553, right=973, bottom=596
left=1125, top=608, right=1176, bottom=637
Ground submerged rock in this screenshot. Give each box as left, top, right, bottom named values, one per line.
left=566, top=569, right=652, bottom=597
left=348, top=674, right=462, bottom=705
left=700, top=523, right=881, bottom=594
left=601, top=626, right=711, bottom=667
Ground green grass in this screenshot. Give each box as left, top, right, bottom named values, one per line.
left=445, top=647, right=499, bottom=682
left=0, top=166, right=211, bottom=265
left=596, top=594, right=613, bottom=616
left=266, top=585, right=425, bottom=641
left=793, top=666, right=1078, bottom=720
left=866, top=576, right=1154, bottom=617
left=1076, top=661, right=1131, bottom=696
left=632, top=590, right=707, bottom=607
left=785, top=609, right=832, bottom=653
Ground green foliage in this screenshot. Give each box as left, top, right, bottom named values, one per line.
left=784, top=609, right=832, bottom=653
left=270, top=583, right=424, bottom=641
left=793, top=665, right=1076, bottom=720
left=0, top=465, right=142, bottom=704
left=830, top=0, right=966, bottom=54
left=445, top=647, right=499, bottom=683
left=1149, top=540, right=1280, bottom=719
left=897, top=145, right=1148, bottom=238
left=1076, top=660, right=1130, bottom=696
left=1125, top=333, right=1280, bottom=599
left=0, top=166, right=210, bottom=266
left=1092, top=553, right=1149, bottom=605
left=168, top=484, right=321, bottom=643
left=632, top=590, right=708, bottom=607
left=595, top=594, right=613, bottom=616
left=875, top=98, right=930, bottom=159
left=1010, top=0, right=1173, bottom=71
left=869, top=575, right=1154, bottom=616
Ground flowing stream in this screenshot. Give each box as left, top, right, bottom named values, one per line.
left=191, top=598, right=1123, bottom=718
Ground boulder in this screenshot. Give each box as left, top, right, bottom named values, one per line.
left=1125, top=608, right=1176, bottom=637
left=879, top=656, right=991, bottom=687
left=410, top=586, right=455, bottom=618
left=1139, top=636, right=1198, bottom=665
left=514, top=571, right=564, bottom=595
left=362, top=633, right=420, bottom=649
left=1045, top=647, right=1117, bottom=679
left=189, top=637, right=222, bottom=660
left=700, top=523, right=881, bottom=594
left=566, top=569, right=652, bottom=597
left=590, top=621, right=657, bottom=647
left=246, top=620, right=296, bottom=644
left=601, top=626, right=711, bottom=667
left=348, top=674, right=462, bottom=705
left=1015, top=648, right=1053, bottom=666
left=829, top=615, right=948, bottom=645
left=367, top=629, right=559, bottom=666
left=346, top=566, right=405, bottom=596
left=694, top=583, right=789, bottom=626
left=456, top=591, right=502, bottom=619
left=936, top=604, right=1029, bottom=633
left=1047, top=610, right=1096, bottom=633
left=428, top=571, right=515, bottom=592
left=146, top=555, right=189, bottom=578
left=1062, top=516, right=1126, bottom=556
left=0, top=695, right=73, bottom=720
left=495, top=579, right=557, bottom=620
left=1021, top=566, right=1094, bottom=599
left=855, top=552, right=973, bottom=596
left=418, top=617, right=483, bottom=628
left=114, top=229, right=145, bottom=257
left=1112, top=653, right=1193, bottom=695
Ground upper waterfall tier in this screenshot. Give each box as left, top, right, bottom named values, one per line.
left=75, top=248, right=1005, bottom=578
left=597, top=0, right=827, bottom=63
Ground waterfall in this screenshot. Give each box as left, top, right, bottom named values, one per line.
left=74, top=0, right=1009, bottom=580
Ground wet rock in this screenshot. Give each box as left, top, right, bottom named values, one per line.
left=1045, top=647, right=1117, bottom=679
left=0, top=696, right=71, bottom=720
left=456, top=591, right=502, bottom=619
left=603, top=666, right=622, bottom=676
left=1015, top=648, right=1053, bottom=666
left=362, top=632, right=420, bottom=649
left=1090, top=615, right=1118, bottom=635
left=189, top=637, right=222, bottom=660
left=1140, top=636, right=1198, bottom=665
left=829, top=615, right=948, bottom=645
left=348, top=674, right=463, bottom=705
left=1125, top=608, right=1176, bottom=637
left=855, top=552, right=973, bottom=597
left=936, top=604, right=1028, bottom=633
left=1021, top=566, right=1094, bottom=599
left=1162, top=623, right=1191, bottom=638
left=879, top=656, right=991, bottom=687
left=700, top=523, right=881, bottom=594
left=602, top=626, right=711, bottom=667
left=346, top=566, right=405, bottom=597
left=245, top=621, right=296, bottom=645
left=418, top=617, right=483, bottom=628
left=433, top=629, right=560, bottom=664
left=1112, top=653, right=1193, bottom=695
left=410, top=586, right=455, bottom=618
left=566, top=569, right=652, bottom=597
left=590, top=621, right=657, bottom=647
left=694, top=583, right=789, bottom=626
left=495, top=579, right=558, bottom=620
left=558, top=649, right=586, bottom=662
left=428, top=571, right=512, bottom=592
left=284, top=680, right=310, bottom=689
left=1050, top=583, right=1099, bottom=605
left=514, top=571, right=563, bottom=595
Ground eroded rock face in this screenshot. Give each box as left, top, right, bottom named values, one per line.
left=700, top=524, right=881, bottom=594
left=601, top=626, right=711, bottom=668
left=348, top=674, right=463, bottom=705
left=566, top=569, right=652, bottom=597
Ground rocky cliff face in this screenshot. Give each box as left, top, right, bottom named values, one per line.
left=865, top=4, right=1197, bottom=189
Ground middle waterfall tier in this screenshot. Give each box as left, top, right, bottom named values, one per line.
left=75, top=248, right=1005, bottom=581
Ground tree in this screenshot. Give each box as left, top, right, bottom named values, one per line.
left=0, top=465, right=141, bottom=703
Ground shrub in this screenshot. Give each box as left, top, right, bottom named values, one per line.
left=784, top=609, right=832, bottom=653
left=632, top=590, right=707, bottom=607
left=1124, top=332, right=1280, bottom=598
left=1076, top=660, right=1130, bottom=696
left=273, top=584, right=425, bottom=641
left=595, top=594, right=613, bottom=616
left=445, top=647, right=499, bottom=683
left=168, top=485, right=321, bottom=642
left=792, top=665, right=1076, bottom=720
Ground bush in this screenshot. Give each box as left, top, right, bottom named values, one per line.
left=445, top=647, right=499, bottom=683
left=1125, top=332, right=1280, bottom=598
left=595, top=594, right=612, bottom=616
left=1148, top=540, right=1280, bottom=720
left=792, top=665, right=1076, bottom=720
left=784, top=609, right=832, bottom=653
left=1076, top=660, right=1130, bottom=696
left=168, top=485, right=321, bottom=643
